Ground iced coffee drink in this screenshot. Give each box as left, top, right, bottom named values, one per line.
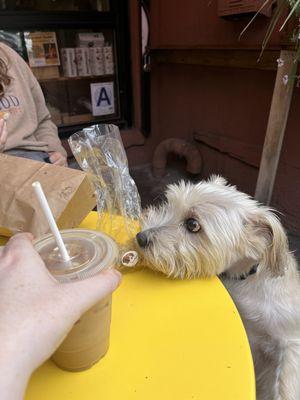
left=34, top=229, right=118, bottom=371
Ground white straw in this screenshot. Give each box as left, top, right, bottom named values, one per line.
left=32, top=181, right=70, bottom=262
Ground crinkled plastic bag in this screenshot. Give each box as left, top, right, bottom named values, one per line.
left=69, top=124, right=141, bottom=244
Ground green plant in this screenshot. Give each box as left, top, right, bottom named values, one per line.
left=240, top=0, right=300, bottom=85
left=240, top=0, right=300, bottom=59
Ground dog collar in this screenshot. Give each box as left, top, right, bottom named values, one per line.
left=238, top=264, right=258, bottom=280
left=220, top=264, right=258, bottom=280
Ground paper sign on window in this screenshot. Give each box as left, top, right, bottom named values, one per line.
left=90, top=82, right=115, bottom=116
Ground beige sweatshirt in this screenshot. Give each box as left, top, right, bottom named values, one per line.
left=0, top=43, right=66, bottom=156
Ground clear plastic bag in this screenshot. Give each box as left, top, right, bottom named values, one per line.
left=69, top=124, right=141, bottom=244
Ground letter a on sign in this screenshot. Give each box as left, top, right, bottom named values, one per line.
left=90, top=82, right=115, bottom=116
left=96, top=87, right=111, bottom=107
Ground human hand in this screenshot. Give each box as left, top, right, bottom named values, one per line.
left=0, top=118, right=8, bottom=146
left=0, top=233, right=121, bottom=399
left=48, top=151, right=68, bottom=167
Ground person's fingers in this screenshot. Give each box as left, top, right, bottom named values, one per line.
left=4, top=233, right=32, bottom=257
left=63, top=269, right=122, bottom=313
left=23, top=232, right=34, bottom=241
left=55, top=158, right=67, bottom=167
left=0, top=119, right=7, bottom=145
left=53, top=158, right=64, bottom=166
left=49, top=152, right=60, bottom=163
left=49, top=153, right=67, bottom=167
left=3, top=233, right=39, bottom=263
left=6, top=232, right=34, bottom=248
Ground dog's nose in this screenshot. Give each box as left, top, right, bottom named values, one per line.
left=136, top=231, right=149, bottom=248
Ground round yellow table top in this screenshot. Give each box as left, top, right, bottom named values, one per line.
left=23, top=213, right=255, bottom=400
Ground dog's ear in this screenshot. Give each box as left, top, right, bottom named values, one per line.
left=251, top=211, right=288, bottom=276
left=208, top=175, right=228, bottom=186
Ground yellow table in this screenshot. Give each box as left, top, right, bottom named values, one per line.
left=10, top=212, right=255, bottom=399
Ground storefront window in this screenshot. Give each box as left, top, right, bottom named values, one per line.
left=0, top=0, right=132, bottom=134
left=0, top=28, right=118, bottom=127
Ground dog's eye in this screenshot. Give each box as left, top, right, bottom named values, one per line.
left=185, top=218, right=201, bottom=233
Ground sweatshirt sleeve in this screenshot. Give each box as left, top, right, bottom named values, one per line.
left=0, top=43, right=67, bottom=156
left=30, top=79, right=67, bottom=157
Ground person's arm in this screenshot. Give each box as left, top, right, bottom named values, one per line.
left=30, top=80, right=68, bottom=165
left=0, top=349, right=32, bottom=400
left=0, top=42, right=67, bottom=163
left=0, top=233, right=121, bottom=400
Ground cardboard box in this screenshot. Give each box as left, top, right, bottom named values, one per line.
left=61, top=48, right=77, bottom=77
left=77, top=32, right=105, bottom=48
left=89, top=47, right=105, bottom=76
left=103, top=46, right=114, bottom=75
left=104, top=61, right=114, bottom=75
left=75, top=47, right=92, bottom=76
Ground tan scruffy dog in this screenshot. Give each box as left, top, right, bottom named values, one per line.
left=135, top=176, right=300, bottom=400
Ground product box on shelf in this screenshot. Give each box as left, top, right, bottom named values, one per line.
left=77, top=32, right=105, bottom=48
left=103, top=46, right=114, bottom=75
left=75, top=47, right=92, bottom=76
left=61, top=48, right=77, bottom=77
left=89, top=47, right=105, bottom=76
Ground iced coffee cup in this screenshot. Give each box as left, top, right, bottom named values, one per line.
left=34, top=228, right=119, bottom=372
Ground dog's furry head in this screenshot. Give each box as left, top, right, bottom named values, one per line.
left=136, top=176, right=289, bottom=279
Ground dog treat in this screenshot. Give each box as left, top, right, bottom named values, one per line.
left=121, top=250, right=139, bottom=267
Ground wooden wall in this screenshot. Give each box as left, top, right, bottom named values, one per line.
left=150, top=1, right=282, bottom=49
left=126, top=0, right=300, bottom=233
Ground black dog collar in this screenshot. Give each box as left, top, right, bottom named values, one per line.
left=220, top=264, right=258, bottom=281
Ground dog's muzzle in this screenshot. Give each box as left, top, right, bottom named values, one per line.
left=136, top=231, right=150, bottom=248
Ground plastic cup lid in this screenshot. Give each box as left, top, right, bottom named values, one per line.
left=34, top=229, right=119, bottom=283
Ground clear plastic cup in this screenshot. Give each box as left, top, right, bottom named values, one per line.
left=34, top=229, right=119, bottom=372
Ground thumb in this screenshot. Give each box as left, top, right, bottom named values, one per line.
left=63, top=269, right=122, bottom=313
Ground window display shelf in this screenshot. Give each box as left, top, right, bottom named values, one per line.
left=0, top=1, right=132, bottom=136
left=37, top=74, right=115, bottom=83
